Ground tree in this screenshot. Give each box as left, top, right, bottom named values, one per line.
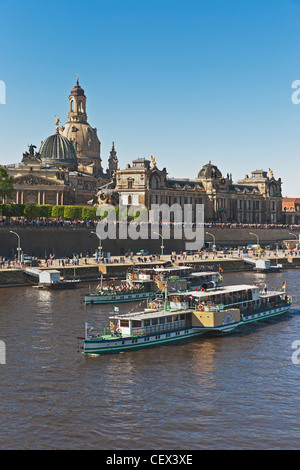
left=51, top=205, right=65, bottom=218
left=64, top=205, right=82, bottom=219
left=82, top=206, right=96, bottom=219
left=24, top=204, right=40, bottom=219
left=0, top=166, right=14, bottom=202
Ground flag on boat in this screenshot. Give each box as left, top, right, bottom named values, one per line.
left=282, top=282, right=286, bottom=290
left=114, top=306, right=119, bottom=312
left=219, top=265, right=223, bottom=272
left=85, top=322, right=93, bottom=331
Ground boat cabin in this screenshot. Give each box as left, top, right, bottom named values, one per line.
left=111, top=308, right=193, bottom=338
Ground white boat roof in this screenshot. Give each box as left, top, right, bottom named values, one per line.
left=153, top=266, right=193, bottom=272
left=173, top=284, right=284, bottom=299
left=112, top=308, right=193, bottom=322
left=174, top=284, right=258, bottom=298
left=190, top=271, right=219, bottom=277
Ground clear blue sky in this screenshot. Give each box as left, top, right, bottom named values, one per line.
left=0, top=0, right=300, bottom=196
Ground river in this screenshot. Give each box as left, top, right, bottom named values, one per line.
left=0, top=269, right=300, bottom=450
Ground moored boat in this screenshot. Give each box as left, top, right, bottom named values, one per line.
left=84, top=266, right=222, bottom=305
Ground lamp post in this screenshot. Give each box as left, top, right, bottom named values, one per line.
left=91, top=231, right=102, bottom=259
left=9, top=230, right=21, bottom=264
left=289, top=232, right=299, bottom=249
left=249, top=232, right=260, bottom=249
left=205, top=232, right=216, bottom=251
left=153, top=231, right=164, bottom=256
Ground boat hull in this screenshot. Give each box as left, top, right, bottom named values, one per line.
left=241, top=304, right=290, bottom=324
left=84, top=291, right=154, bottom=304
left=84, top=327, right=203, bottom=354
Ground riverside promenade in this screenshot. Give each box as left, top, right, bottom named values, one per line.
left=1, top=248, right=300, bottom=287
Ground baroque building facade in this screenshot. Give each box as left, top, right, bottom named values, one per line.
left=4, top=78, right=118, bottom=206
left=97, top=157, right=283, bottom=224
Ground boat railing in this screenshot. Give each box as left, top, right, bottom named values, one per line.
left=132, top=319, right=192, bottom=337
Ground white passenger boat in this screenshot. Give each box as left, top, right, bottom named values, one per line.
left=83, top=283, right=292, bottom=355
left=84, top=274, right=154, bottom=305
left=84, top=266, right=222, bottom=305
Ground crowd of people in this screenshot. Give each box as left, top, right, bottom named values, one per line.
left=0, top=216, right=300, bottom=231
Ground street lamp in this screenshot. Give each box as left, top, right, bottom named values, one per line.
left=153, top=231, right=164, bottom=256
left=9, top=230, right=21, bottom=264
left=205, top=232, right=216, bottom=250
left=289, top=232, right=299, bottom=249
left=249, top=232, right=260, bottom=249
left=91, top=231, right=102, bottom=259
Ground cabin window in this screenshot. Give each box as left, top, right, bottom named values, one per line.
left=144, top=319, right=150, bottom=327
left=180, top=314, right=185, bottom=320
left=173, top=315, right=178, bottom=322
left=167, top=316, right=172, bottom=323
left=120, top=320, right=129, bottom=327
left=132, top=320, right=141, bottom=328
left=159, top=317, right=165, bottom=324
left=152, top=318, right=158, bottom=325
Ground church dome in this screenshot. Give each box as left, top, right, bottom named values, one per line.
left=197, top=162, right=222, bottom=179
left=59, top=121, right=100, bottom=161
left=70, top=83, right=85, bottom=97
left=39, top=132, right=78, bottom=169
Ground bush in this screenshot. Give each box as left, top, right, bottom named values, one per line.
left=0, top=203, right=25, bottom=217
left=36, top=205, right=53, bottom=218
left=64, top=205, right=82, bottom=219
left=51, top=205, right=65, bottom=218
left=82, top=206, right=97, bottom=219
left=23, top=204, right=40, bottom=218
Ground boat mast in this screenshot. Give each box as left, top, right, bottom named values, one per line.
left=164, top=280, right=168, bottom=311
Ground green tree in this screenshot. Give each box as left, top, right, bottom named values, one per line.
left=82, top=206, right=97, bottom=219
left=0, top=166, right=14, bottom=202
left=37, top=205, right=53, bottom=218
left=51, top=205, right=65, bottom=218
left=24, top=204, right=40, bottom=219
left=64, top=205, right=82, bottom=219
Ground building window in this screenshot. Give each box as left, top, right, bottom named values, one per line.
left=128, top=180, right=133, bottom=189
left=151, top=176, right=158, bottom=189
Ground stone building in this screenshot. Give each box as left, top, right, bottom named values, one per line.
left=4, top=78, right=118, bottom=206
left=97, top=157, right=283, bottom=224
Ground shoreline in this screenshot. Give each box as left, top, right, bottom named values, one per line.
left=0, top=254, right=298, bottom=288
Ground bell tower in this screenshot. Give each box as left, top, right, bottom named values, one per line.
left=59, top=76, right=103, bottom=175
left=68, top=75, right=87, bottom=123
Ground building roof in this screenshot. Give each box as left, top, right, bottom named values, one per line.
left=39, top=132, right=77, bottom=167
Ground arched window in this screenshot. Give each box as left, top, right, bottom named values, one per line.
left=151, top=176, right=158, bottom=189
left=128, top=195, right=132, bottom=205
left=71, top=100, right=74, bottom=111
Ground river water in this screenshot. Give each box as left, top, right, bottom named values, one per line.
left=1, top=269, right=300, bottom=450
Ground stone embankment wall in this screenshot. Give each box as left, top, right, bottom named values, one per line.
left=0, top=226, right=297, bottom=258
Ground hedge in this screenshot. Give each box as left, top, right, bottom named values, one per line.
left=0, top=203, right=99, bottom=219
